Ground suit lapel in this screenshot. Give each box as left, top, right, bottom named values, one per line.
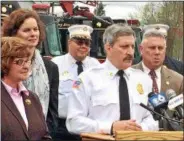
left=161, top=66, right=171, bottom=92
left=21, top=92, right=35, bottom=133
left=136, top=62, right=144, bottom=71
left=1, top=83, right=29, bottom=139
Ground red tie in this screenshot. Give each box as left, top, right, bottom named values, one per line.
left=149, top=70, right=159, bottom=94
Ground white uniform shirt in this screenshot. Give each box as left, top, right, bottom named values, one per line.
left=66, top=59, right=159, bottom=135
left=52, top=53, right=100, bottom=118
left=142, top=62, right=161, bottom=92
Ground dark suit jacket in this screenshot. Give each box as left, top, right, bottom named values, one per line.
left=132, top=62, right=183, bottom=95
left=42, top=57, right=59, bottom=134
left=1, top=83, right=51, bottom=140
left=164, top=56, right=184, bottom=76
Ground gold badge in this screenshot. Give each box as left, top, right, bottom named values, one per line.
left=137, top=83, right=144, bottom=94
left=62, top=71, right=69, bottom=76
left=155, top=26, right=160, bottom=30
left=25, top=99, right=31, bottom=105
left=83, top=27, right=88, bottom=31
left=166, top=81, right=170, bottom=85
left=109, top=72, right=113, bottom=76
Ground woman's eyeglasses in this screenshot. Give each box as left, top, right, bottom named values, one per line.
left=71, top=38, right=91, bottom=47
left=13, top=59, right=32, bottom=67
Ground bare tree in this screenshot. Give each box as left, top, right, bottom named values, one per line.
left=129, top=2, right=183, bottom=60
left=94, top=2, right=106, bottom=16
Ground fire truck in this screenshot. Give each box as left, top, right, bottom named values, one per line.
left=1, top=1, right=142, bottom=62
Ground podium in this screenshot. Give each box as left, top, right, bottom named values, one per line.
left=115, top=131, right=183, bottom=140
left=81, top=131, right=183, bottom=140
left=81, top=133, right=115, bottom=140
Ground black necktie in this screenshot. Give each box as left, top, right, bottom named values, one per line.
left=117, top=70, right=130, bottom=120
left=76, top=61, right=83, bottom=75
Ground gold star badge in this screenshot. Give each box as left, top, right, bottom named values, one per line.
left=25, top=99, right=31, bottom=105
left=137, top=83, right=144, bottom=94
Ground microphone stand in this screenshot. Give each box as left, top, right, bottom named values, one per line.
left=160, top=109, right=183, bottom=131
left=140, top=103, right=183, bottom=131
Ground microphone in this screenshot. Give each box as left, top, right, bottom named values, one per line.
left=146, top=92, right=161, bottom=120
left=147, top=92, right=183, bottom=131
left=166, top=89, right=184, bottom=120
left=148, top=92, right=168, bottom=113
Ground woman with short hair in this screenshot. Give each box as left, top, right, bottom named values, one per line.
left=1, top=37, right=51, bottom=140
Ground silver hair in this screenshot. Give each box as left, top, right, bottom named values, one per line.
left=103, top=24, right=135, bottom=45
left=142, top=30, right=166, bottom=41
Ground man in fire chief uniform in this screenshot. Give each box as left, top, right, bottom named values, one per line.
left=66, top=24, right=158, bottom=135
left=52, top=24, right=100, bottom=140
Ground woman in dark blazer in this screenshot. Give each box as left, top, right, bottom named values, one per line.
left=1, top=37, right=51, bottom=140
left=2, top=9, right=59, bottom=138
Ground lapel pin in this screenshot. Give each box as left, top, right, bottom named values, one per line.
left=166, top=81, right=170, bottom=85
left=25, top=99, right=31, bottom=105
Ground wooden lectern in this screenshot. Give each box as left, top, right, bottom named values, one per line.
left=115, top=131, right=183, bottom=140
left=81, top=133, right=115, bottom=140
left=81, top=131, right=183, bottom=140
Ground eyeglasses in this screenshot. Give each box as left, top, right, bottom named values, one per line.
left=71, top=38, right=91, bottom=47
left=13, top=59, right=32, bottom=67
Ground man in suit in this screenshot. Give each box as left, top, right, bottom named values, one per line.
left=132, top=24, right=183, bottom=130
left=133, top=24, right=183, bottom=95
left=42, top=57, right=59, bottom=139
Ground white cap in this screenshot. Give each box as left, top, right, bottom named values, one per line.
left=143, top=24, right=169, bottom=36
left=68, top=24, right=93, bottom=39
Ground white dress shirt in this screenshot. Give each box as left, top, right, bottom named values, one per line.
left=52, top=53, right=100, bottom=118
left=66, top=59, right=159, bottom=135
left=142, top=62, right=161, bottom=93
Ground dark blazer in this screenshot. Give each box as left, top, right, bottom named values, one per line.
left=132, top=62, right=183, bottom=95
left=164, top=56, right=184, bottom=76
left=42, top=57, right=59, bottom=134
left=1, top=83, right=51, bottom=140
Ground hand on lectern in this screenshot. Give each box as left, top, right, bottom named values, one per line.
left=112, top=119, right=142, bottom=133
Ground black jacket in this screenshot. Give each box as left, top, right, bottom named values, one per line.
left=42, top=57, right=59, bottom=135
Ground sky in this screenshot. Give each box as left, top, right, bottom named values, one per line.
left=53, top=1, right=147, bottom=19
left=103, top=2, right=147, bottom=19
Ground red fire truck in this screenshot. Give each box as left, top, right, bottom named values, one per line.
left=1, top=1, right=142, bottom=63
